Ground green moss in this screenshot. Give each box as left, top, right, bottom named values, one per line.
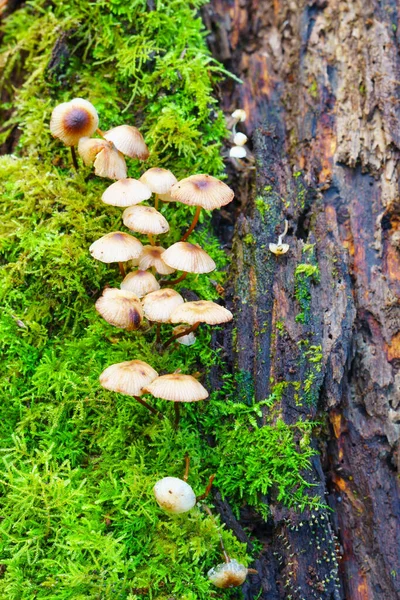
left=0, top=1, right=323, bottom=597
left=294, top=263, right=320, bottom=324
left=242, top=233, right=254, bottom=245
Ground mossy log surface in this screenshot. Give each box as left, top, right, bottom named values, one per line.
left=206, top=0, right=400, bottom=598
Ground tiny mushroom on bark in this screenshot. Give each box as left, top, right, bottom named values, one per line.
left=120, top=270, right=160, bottom=298
left=162, top=242, right=216, bottom=285
left=99, top=359, right=161, bottom=417
left=233, top=132, right=248, bottom=146
left=269, top=219, right=289, bottom=256
left=95, top=288, right=143, bottom=330
left=170, top=174, right=234, bottom=241
left=103, top=125, right=149, bottom=160
left=231, top=109, right=247, bottom=122
left=102, top=178, right=152, bottom=207
left=89, top=231, right=143, bottom=277
left=229, top=146, right=247, bottom=159
left=138, top=245, right=175, bottom=275
left=207, top=560, right=249, bottom=589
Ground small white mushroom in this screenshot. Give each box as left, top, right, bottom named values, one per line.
left=229, top=146, right=246, bottom=158
left=207, top=559, right=248, bottom=588
left=233, top=132, right=248, bottom=146
left=153, top=476, right=196, bottom=514
left=269, top=219, right=289, bottom=256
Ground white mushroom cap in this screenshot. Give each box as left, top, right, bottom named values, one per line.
left=138, top=246, right=175, bottom=275
left=231, top=109, right=247, bottom=122
left=207, top=560, right=248, bottom=588
left=144, top=373, right=208, bottom=402
left=162, top=242, right=216, bottom=274
left=103, top=125, right=149, bottom=160
left=50, top=98, right=99, bottom=146
left=170, top=300, right=233, bottom=325
left=120, top=270, right=160, bottom=298
left=172, top=325, right=196, bottom=346
left=269, top=243, right=289, bottom=255
left=229, top=146, right=246, bottom=158
left=99, top=360, right=159, bottom=397
left=139, top=167, right=178, bottom=194
left=102, top=178, right=152, bottom=207
left=153, top=477, right=196, bottom=514
left=89, top=232, right=143, bottom=263
left=170, top=174, right=234, bottom=210
left=233, top=132, right=248, bottom=146
left=78, top=137, right=109, bottom=165
left=142, top=288, right=184, bottom=323
left=95, top=288, right=143, bottom=330
left=93, top=144, right=127, bottom=180
left=122, top=205, right=170, bottom=235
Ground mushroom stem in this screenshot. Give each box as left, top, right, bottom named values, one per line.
left=162, top=322, right=200, bottom=350
left=163, top=271, right=188, bottom=287
left=148, top=234, right=156, bottom=247
left=247, top=569, right=258, bottom=574
left=154, top=194, right=159, bottom=211
left=155, top=323, right=161, bottom=345
left=174, top=403, right=180, bottom=429
left=202, top=504, right=230, bottom=563
left=70, top=146, right=79, bottom=171
left=183, top=453, right=190, bottom=482
left=181, top=205, right=202, bottom=242
left=118, top=262, right=126, bottom=277
left=196, top=474, right=215, bottom=502
left=133, top=396, right=164, bottom=418
left=97, top=127, right=105, bottom=137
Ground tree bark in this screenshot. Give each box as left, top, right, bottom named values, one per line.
left=204, top=0, right=400, bottom=598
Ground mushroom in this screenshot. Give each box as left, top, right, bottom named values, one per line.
left=170, top=174, right=234, bottom=241
left=269, top=219, right=289, bottom=256
left=102, top=178, right=152, bottom=207
left=153, top=477, right=196, bottom=514
left=78, top=137, right=109, bottom=165
left=139, top=167, right=177, bottom=209
left=120, top=270, right=160, bottom=298
left=172, top=325, right=196, bottom=346
left=161, top=241, right=216, bottom=285
left=138, top=245, right=175, bottom=275
left=233, top=132, right=248, bottom=146
left=207, top=560, right=249, bottom=589
left=103, top=125, right=149, bottom=161
left=93, top=143, right=127, bottom=180
left=142, top=288, right=184, bottom=344
left=89, top=231, right=143, bottom=277
left=229, top=146, right=247, bottom=159
left=231, top=109, right=247, bottom=122
left=95, top=288, right=143, bottom=330
left=99, top=359, right=161, bottom=417
left=122, top=205, right=169, bottom=245
left=164, top=300, right=232, bottom=348
left=50, top=98, right=99, bottom=169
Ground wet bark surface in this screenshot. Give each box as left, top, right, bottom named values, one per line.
left=204, top=0, right=400, bottom=598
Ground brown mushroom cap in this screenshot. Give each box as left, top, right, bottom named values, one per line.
left=139, top=168, right=178, bottom=195
left=162, top=242, right=216, bottom=273
left=120, top=270, right=160, bottom=298
left=89, top=232, right=143, bottom=263
left=78, top=137, right=110, bottom=165
left=207, top=560, right=248, bottom=589
left=142, top=288, right=184, bottom=323
left=103, top=125, right=149, bottom=160
left=102, top=178, right=152, bottom=207
left=95, top=288, right=143, bottom=330
left=144, top=373, right=208, bottom=402
left=138, top=245, right=175, bottom=275
left=122, top=205, right=169, bottom=235
left=50, top=98, right=99, bottom=146
left=170, top=174, right=234, bottom=210
left=170, top=300, right=233, bottom=325
left=99, top=360, right=159, bottom=397
left=93, top=144, right=127, bottom=180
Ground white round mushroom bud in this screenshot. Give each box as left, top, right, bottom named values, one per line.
left=207, top=559, right=248, bottom=588
left=153, top=477, right=196, bottom=514
left=231, top=109, right=247, bottom=122
left=229, top=146, right=247, bottom=158
left=233, top=132, right=248, bottom=146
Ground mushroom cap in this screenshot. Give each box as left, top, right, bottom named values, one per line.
left=138, top=245, right=175, bottom=275
left=122, top=205, right=170, bottom=235
left=103, top=125, right=149, bottom=160
left=50, top=98, right=99, bottom=146
left=162, top=242, right=216, bottom=274
left=139, top=167, right=178, bottom=195
left=170, top=300, right=233, bottom=325
left=78, top=137, right=109, bottom=165
left=170, top=174, right=234, bottom=210
left=95, top=288, right=143, bottom=330
left=99, top=359, right=159, bottom=397
left=153, top=477, right=196, bottom=514
left=142, top=288, right=184, bottom=323
left=231, top=109, right=247, bottom=122
left=120, top=270, right=160, bottom=298
left=144, top=373, right=208, bottom=402
left=93, top=144, right=127, bottom=180
left=102, top=178, right=152, bottom=207
left=269, top=242, right=289, bottom=256
left=172, top=325, right=197, bottom=346
left=229, top=146, right=246, bottom=158
left=207, top=560, right=248, bottom=589
left=233, top=132, right=248, bottom=146
left=90, top=232, right=143, bottom=263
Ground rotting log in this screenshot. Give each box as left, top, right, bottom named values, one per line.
left=205, top=0, right=400, bottom=598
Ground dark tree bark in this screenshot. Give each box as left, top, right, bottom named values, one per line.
left=204, top=0, right=400, bottom=598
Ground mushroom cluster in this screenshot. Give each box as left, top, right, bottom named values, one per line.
left=50, top=99, right=256, bottom=591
